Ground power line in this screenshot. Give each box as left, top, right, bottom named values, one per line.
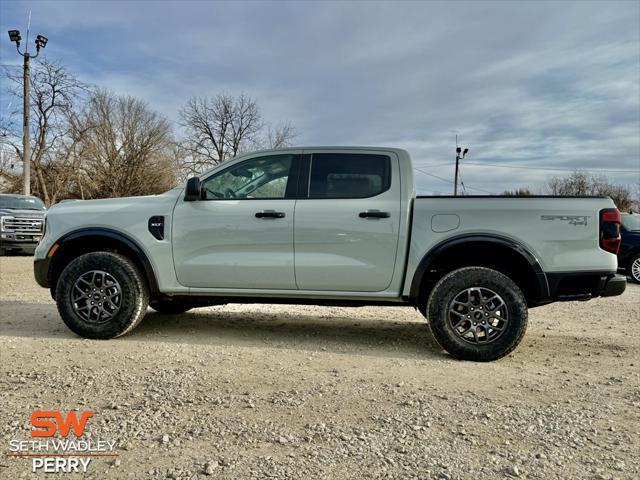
left=461, top=161, right=638, bottom=174
left=413, top=162, right=453, bottom=169
left=414, top=168, right=454, bottom=184
left=460, top=179, right=467, bottom=195
left=414, top=167, right=493, bottom=194
left=461, top=182, right=492, bottom=194
left=415, top=161, right=638, bottom=174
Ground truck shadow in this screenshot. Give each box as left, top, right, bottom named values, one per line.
left=0, top=301, right=443, bottom=359
left=133, top=308, right=443, bottom=358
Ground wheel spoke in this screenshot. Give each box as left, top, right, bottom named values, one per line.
left=476, top=326, right=487, bottom=343
left=484, top=296, right=505, bottom=312
left=452, top=317, right=467, bottom=329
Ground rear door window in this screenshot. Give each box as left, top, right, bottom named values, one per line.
left=308, top=153, right=391, bottom=199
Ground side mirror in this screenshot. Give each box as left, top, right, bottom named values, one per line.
left=184, top=177, right=202, bottom=201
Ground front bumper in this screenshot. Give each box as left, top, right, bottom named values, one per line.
left=34, top=257, right=51, bottom=288
left=1, top=232, right=41, bottom=252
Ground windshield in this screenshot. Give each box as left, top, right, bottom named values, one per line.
left=0, top=195, right=46, bottom=211
left=621, top=214, right=640, bottom=232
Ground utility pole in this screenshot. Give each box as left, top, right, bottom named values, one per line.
left=7, top=28, right=48, bottom=196
left=453, top=134, right=469, bottom=196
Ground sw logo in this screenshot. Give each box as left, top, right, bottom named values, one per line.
left=30, top=411, right=94, bottom=473
left=30, top=410, right=93, bottom=438
left=7, top=410, right=117, bottom=474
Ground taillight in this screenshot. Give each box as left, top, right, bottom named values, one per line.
left=599, top=208, right=621, bottom=254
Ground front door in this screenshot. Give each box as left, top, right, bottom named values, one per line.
left=294, top=151, right=401, bottom=292
left=172, top=153, right=299, bottom=289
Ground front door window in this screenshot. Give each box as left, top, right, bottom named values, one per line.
left=202, top=155, right=294, bottom=200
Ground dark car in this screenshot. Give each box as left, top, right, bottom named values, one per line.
left=0, top=194, right=47, bottom=255
left=618, top=213, right=640, bottom=284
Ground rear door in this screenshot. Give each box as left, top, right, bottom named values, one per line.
left=293, top=150, right=401, bottom=292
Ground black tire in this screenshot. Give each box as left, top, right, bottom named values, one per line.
left=149, top=299, right=193, bottom=315
left=628, top=254, right=640, bottom=284
left=425, top=266, right=528, bottom=362
left=55, top=252, right=149, bottom=339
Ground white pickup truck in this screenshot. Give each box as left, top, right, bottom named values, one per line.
left=34, top=147, right=626, bottom=361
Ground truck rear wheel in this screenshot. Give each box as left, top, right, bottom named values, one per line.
left=55, top=252, right=149, bottom=339
left=425, top=266, right=528, bottom=361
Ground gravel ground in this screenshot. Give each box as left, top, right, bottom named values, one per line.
left=1, top=255, right=639, bottom=480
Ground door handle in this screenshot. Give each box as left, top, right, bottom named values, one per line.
left=255, top=210, right=286, bottom=219
left=359, top=210, right=390, bottom=219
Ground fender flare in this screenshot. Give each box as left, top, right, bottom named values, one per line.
left=408, top=233, right=550, bottom=303
left=49, top=227, right=159, bottom=295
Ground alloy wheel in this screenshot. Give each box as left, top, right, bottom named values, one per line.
left=448, top=287, right=509, bottom=344
left=632, top=258, right=640, bottom=282
left=71, top=270, right=122, bottom=323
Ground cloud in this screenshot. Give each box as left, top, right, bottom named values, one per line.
left=1, top=0, right=638, bottom=194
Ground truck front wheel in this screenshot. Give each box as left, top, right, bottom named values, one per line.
left=425, top=266, right=528, bottom=361
left=55, top=252, right=149, bottom=339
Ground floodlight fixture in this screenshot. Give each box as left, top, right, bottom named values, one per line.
left=35, top=34, right=48, bottom=51
left=8, top=30, right=21, bottom=46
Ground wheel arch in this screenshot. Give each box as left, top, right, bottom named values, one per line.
left=47, top=228, right=159, bottom=298
left=409, top=234, right=549, bottom=308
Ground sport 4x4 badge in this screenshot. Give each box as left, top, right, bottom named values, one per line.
left=541, top=215, right=590, bottom=226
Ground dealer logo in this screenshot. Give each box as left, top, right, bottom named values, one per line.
left=5, top=410, right=118, bottom=474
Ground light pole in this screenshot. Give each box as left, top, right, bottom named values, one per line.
left=7, top=29, right=48, bottom=196
left=454, top=143, right=469, bottom=196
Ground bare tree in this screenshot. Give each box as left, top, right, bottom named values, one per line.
left=546, top=170, right=633, bottom=211
left=228, top=94, right=263, bottom=156
left=179, top=94, right=297, bottom=176
left=265, top=120, right=297, bottom=149
left=547, top=170, right=590, bottom=196
left=0, top=141, right=21, bottom=192
left=73, top=90, right=177, bottom=199
left=179, top=94, right=262, bottom=173
left=1, top=59, right=87, bottom=204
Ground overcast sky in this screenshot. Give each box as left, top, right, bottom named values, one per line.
left=1, top=0, right=639, bottom=194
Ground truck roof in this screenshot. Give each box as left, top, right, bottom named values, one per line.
left=234, top=146, right=410, bottom=157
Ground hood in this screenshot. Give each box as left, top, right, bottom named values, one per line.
left=48, top=188, right=183, bottom=215
left=0, top=208, right=46, bottom=218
